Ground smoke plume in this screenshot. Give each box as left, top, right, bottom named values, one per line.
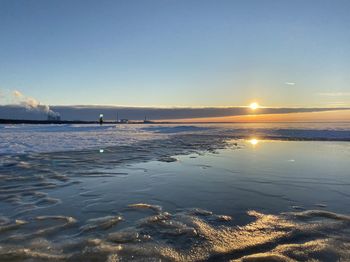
left=12, top=90, right=60, bottom=118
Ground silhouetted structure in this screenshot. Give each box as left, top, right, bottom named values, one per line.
left=143, top=115, right=152, bottom=123
left=120, top=119, right=128, bottom=124
left=99, top=114, right=103, bottom=125
left=47, top=114, right=61, bottom=121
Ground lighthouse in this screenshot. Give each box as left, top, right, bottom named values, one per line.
left=99, top=114, right=103, bottom=125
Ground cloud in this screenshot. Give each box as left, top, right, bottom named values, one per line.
left=318, top=92, right=350, bottom=97
left=285, top=82, right=296, bottom=86
left=1, top=105, right=349, bottom=121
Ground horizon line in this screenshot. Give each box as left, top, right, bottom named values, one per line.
left=2, top=103, right=350, bottom=110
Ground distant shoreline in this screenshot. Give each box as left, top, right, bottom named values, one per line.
left=0, top=119, right=162, bottom=124
left=1, top=118, right=350, bottom=125
left=0, top=119, right=131, bottom=125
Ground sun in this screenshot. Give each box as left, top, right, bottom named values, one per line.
left=249, top=102, right=259, bottom=110
left=249, top=138, right=259, bottom=145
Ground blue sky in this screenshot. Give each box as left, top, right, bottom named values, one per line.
left=0, top=0, right=349, bottom=107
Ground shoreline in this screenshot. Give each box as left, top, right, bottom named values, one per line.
left=1, top=118, right=350, bottom=125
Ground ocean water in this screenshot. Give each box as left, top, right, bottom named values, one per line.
left=0, top=123, right=349, bottom=261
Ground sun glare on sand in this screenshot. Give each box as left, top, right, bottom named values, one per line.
left=249, top=102, right=259, bottom=110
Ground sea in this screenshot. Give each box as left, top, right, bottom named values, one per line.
left=0, top=122, right=349, bottom=261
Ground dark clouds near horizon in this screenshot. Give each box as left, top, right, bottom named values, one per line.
left=0, top=105, right=349, bottom=121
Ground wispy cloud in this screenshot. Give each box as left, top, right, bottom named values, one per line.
left=318, top=92, right=350, bottom=97
left=324, top=101, right=348, bottom=107
left=285, top=82, right=296, bottom=86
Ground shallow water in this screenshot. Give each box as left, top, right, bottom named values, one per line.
left=0, top=124, right=350, bottom=261
left=1, top=122, right=350, bottom=154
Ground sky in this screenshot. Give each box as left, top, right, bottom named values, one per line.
left=0, top=0, right=350, bottom=120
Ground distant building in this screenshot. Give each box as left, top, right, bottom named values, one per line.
left=143, top=115, right=152, bottom=123
left=120, top=119, right=129, bottom=124
left=47, top=114, right=61, bottom=121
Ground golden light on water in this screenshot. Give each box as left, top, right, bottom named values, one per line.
left=249, top=102, right=259, bottom=110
